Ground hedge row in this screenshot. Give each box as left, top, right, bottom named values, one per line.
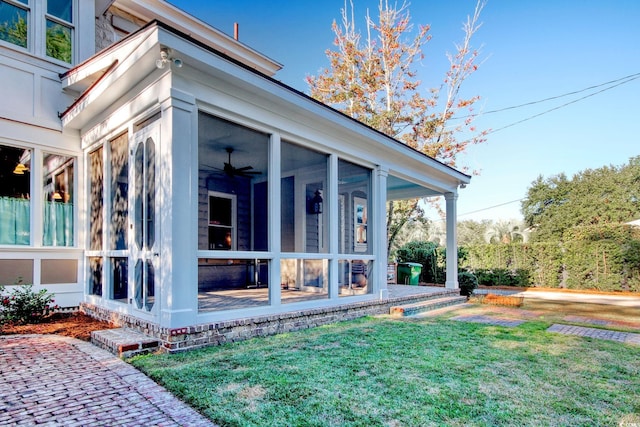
left=460, top=224, right=640, bottom=292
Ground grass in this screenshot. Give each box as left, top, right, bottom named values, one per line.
left=130, top=302, right=640, bottom=427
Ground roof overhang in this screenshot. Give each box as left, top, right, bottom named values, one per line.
left=60, top=23, right=164, bottom=128
left=106, top=0, right=282, bottom=76
left=60, top=21, right=470, bottom=197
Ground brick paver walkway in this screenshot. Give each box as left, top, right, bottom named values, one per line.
left=451, top=314, right=525, bottom=327
left=547, top=324, right=640, bottom=345
left=0, top=335, right=215, bottom=426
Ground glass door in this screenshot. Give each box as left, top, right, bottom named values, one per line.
left=130, top=124, right=160, bottom=313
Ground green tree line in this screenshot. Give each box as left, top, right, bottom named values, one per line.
left=395, top=157, right=640, bottom=292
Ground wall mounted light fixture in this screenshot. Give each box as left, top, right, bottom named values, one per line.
left=309, top=189, right=323, bottom=214
left=156, top=48, right=183, bottom=69
left=13, top=163, right=28, bottom=175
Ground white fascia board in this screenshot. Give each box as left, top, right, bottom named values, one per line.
left=61, top=25, right=157, bottom=92
left=61, top=28, right=161, bottom=129
left=113, top=0, right=282, bottom=76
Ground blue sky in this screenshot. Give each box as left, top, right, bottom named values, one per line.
left=169, top=0, right=640, bottom=222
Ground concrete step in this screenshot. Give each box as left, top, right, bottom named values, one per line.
left=390, top=296, right=468, bottom=317
left=91, top=328, right=161, bottom=358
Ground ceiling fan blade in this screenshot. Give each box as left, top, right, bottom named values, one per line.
left=235, top=165, right=254, bottom=171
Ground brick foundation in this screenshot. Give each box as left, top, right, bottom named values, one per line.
left=81, top=289, right=455, bottom=353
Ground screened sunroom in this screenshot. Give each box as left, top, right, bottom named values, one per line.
left=60, top=21, right=469, bottom=329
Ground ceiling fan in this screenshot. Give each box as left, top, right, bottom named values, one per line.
left=222, top=147, right=260, bottom=178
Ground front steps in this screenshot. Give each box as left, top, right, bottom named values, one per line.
left=390, top=295, right=468, bottom=317
left=91, top=328, right=161, bottom=358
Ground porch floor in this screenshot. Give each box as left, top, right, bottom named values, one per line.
left=198, top=284, right=451, bottom=312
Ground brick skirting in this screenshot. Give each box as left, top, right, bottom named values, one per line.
left=81, top=289, right=456, bottom=353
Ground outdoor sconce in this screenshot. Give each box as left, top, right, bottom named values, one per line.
left=309, top=189, right=323, bottom=215
left=156, top=48, right=183, bottom=69
left=13, top=163, right=28, bottom=175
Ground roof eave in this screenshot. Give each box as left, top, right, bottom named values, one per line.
left=111, top=0, right=283, bottom=76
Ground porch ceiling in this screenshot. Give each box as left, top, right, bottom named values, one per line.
left=387, top=175, right=442, bottom=200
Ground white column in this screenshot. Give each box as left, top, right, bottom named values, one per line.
left=159, top=88, right=197, bottom=328
left=444, top=191, right=459, bottom=289
left=268, top=133, right=282, bottom=306
left=374, top=167, right=389, bottom=299
left=328, top=154, right=339, bottom=299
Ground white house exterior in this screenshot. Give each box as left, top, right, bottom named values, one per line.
left=1, top=1, right=469, bottom=337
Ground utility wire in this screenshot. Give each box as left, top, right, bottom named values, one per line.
left=455, top=71, right=640, bottom=119
left=458, top=198, right=524, bottom=217
left=485, top=76, right=638, bottom=135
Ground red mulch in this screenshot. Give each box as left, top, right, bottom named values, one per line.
left=0, top=312, right=117, bottom=341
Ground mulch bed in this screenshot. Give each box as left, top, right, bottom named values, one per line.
left=470, top=293, right=524, bottom=307
left=0, top=312, right=117, bottom=341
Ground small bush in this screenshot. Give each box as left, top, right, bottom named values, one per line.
left=470, top=268, right=531, bottom=287
left=458, top=272, right=478, bottom=297
left=0, top=284, right=58, bottom=325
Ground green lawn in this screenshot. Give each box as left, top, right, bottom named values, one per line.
left=130, top=307, right=640, bottom=427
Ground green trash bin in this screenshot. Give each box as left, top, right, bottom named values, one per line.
left=397, top=262, right=422, bottom=285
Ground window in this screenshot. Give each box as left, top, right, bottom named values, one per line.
left=0, top=144, right=31, bottom=245
left=338, top=160, right=372, bottom=255
left=0, top=0, right=74, bottom=64
left=110, top=133, right=128, bottom=250
left=88, top=147, right=103, bottom=251
left=0, top=1, right=28, bottom=48
left=280, top=140, right=329, bottom=254
left=42, top=153, right=74, bottom=246
left=46, top=0, right=73, bottom=63
left=197, top=111, right=269, bottom=252
left=208, top=192, right=236, bottom=250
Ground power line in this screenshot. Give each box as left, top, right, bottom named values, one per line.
left=455, top=71, right=640, bottom=119
left=458, top=198, right=523, bottom=217
left=485, top=76, right=638, bottom=135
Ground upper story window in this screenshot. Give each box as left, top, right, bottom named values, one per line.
left=45, top=0, right=72, bottom=63
left=0, top=1, right=28, bottom=49
left=0, top=0, right=74, bottom=64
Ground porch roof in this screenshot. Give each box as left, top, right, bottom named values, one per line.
left=60, top=20, right=470, bottom=197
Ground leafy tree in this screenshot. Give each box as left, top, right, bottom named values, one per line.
left=486, top=219, right=526, bottom=244
left=388, top=211, right=431, bottom=255
left=457, top=219, right=491, bottom=245
left=307, top=0, right=487, bottom=251
left=522, top=156, right=640, bottom=242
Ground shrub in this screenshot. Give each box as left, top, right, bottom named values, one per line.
left=471, top=268, right=531, bottom=287
left=0, top=284, right=58, bottom=325
left=458, top=272, right=478, bottom=297
left=395, top=241, right=440, bottom=283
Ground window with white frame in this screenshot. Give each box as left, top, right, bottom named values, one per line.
left=42, top=152, right=74, bottom=246
left=0, top=0, right=74, bottom=64
left=208, top=191, right=236, bottom=250
left=0, top=143, right=31, bottom=245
